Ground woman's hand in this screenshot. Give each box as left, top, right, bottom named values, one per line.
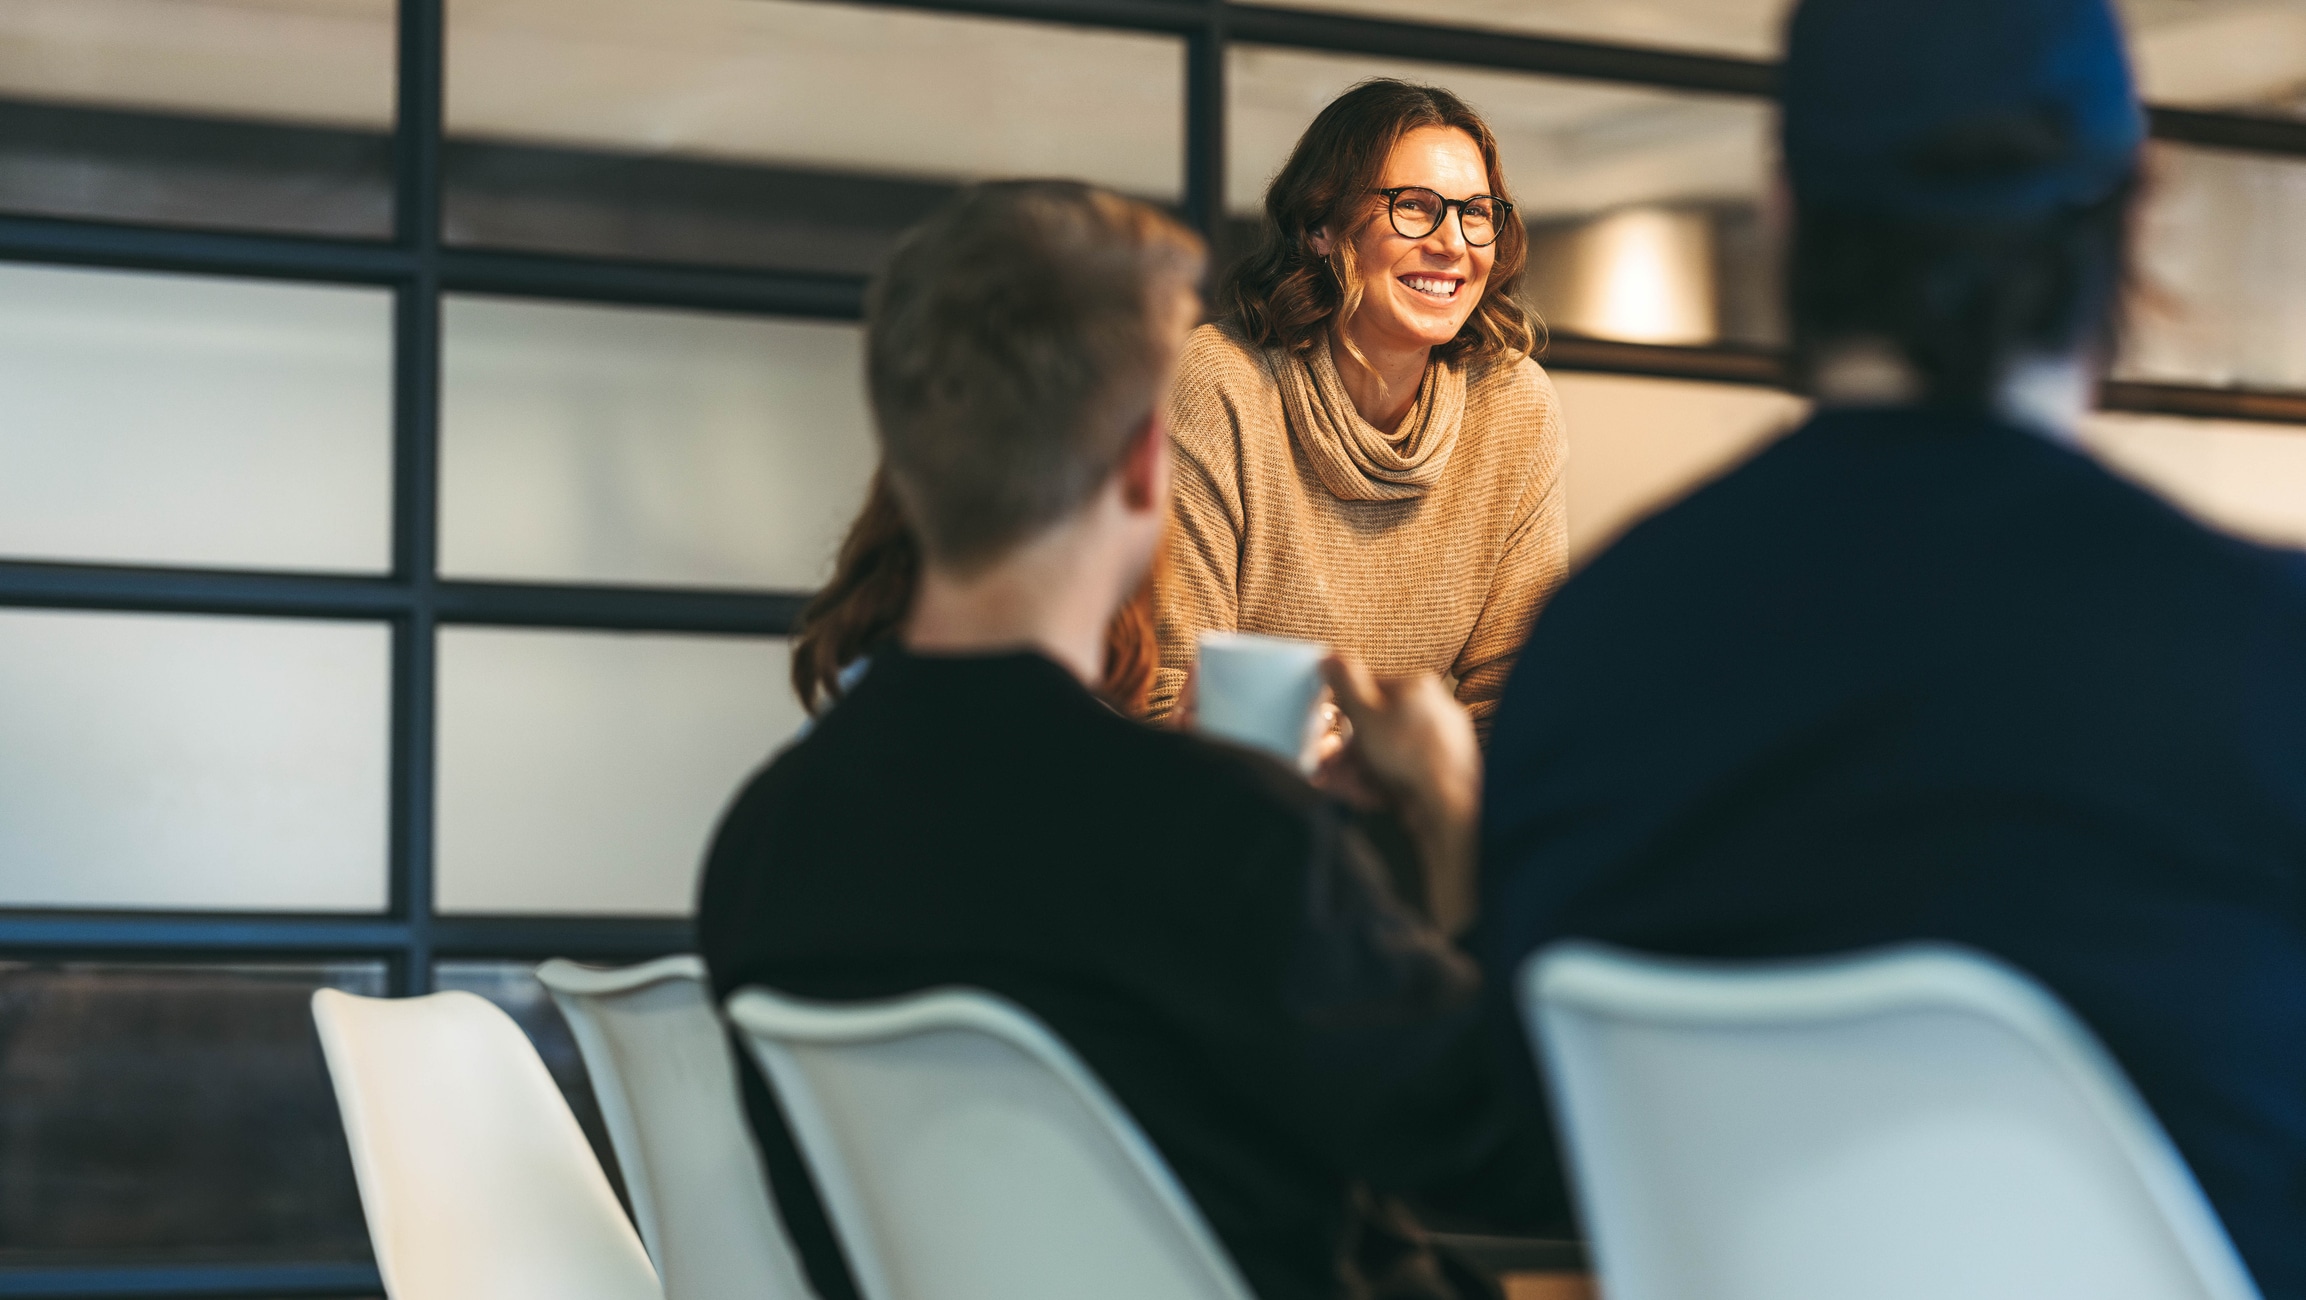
left=1316, top=655, right=1482, bottom=936
left=1166, top=662, right=1197, bottom=730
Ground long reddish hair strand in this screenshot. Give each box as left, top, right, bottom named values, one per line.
left=790, top=469, right=1158, bottom=718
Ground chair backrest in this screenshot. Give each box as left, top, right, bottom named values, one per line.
left=311, top=988, right=662, bottom=1300
left=724, top=985, right=1256, bottom=1300
left=1522, top=941, right=2262, bottom=1300
left=536, top=956, right=817, bottom=1300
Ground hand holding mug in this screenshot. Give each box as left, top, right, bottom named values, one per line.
left=1318, top=655, right=1481, bottom=936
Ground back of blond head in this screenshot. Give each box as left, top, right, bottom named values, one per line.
left=866, top=180, right=1206, bottom=572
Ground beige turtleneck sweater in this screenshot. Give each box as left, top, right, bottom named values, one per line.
left=1151, top=322, right=1569, bottom=732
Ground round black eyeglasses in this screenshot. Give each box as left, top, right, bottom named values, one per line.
left=1374, top=186, right=1513, bottom=247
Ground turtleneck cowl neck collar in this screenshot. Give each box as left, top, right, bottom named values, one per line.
left=1272, top=331, right=1468, bottom=503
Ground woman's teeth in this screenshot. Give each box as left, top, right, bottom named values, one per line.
left=1401, top=275, right=1461, bottom=300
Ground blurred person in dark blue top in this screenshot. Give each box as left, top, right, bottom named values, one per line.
left=1478, top=0, right=2306, bottom=1291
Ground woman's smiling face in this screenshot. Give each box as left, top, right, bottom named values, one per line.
left=1319, top=125, right=1498, bottom=355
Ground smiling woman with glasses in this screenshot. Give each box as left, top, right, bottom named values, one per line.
left=1149, top=78, right=1567, bottom=746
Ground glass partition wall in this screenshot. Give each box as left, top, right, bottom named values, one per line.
left=4, top=1, right=2305, bottom=1296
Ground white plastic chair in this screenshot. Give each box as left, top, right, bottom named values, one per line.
left=1522, top=941, right=2262, bottom=1300
left=724, top=984, right=1256, bottom=1300
left=536, top=956, right=817, bottom=1300
left=311, top=988, right=662, bottom=1300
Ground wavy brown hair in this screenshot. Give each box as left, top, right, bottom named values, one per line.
left=1222, top=78, right=1538, bottom=369
left=790, top=468, right=1158, bottom=718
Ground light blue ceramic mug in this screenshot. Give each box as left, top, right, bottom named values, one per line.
left=1194, top=631, right=1327, bottom=771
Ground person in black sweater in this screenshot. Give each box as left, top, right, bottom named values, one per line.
left=1478, top=0, right=2306, bottom=1293
left=701, top=181, right=1555, bottom=1300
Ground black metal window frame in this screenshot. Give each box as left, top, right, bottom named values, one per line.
left=3, top=1, right=2305, bottom=1296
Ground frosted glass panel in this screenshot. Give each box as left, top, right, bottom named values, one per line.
left=1232, top=0, right=2306, bottom=119
left=440, top=295, right=876, bottom=590
left=0, top=262, right=393, bottom=571
left=445, top=0, right=1184, bottom=271
left=0, top=610, right=390, bottom=911
left=2128, top=2, right=2306, bottom=119
left=0, top=0, right=394, bottom=128
left=1243, top=0, right=1790, bottom=59
left=0, top=0, right=395, bottom=236
left=2120, top=143, right=2306, bottom=391
left=1230, top=48, right=1770, bottom=221
left=436, top=627, right=804, bottom=915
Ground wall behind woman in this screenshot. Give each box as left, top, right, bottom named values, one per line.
left=1556, top=370, right=2306, bottom=578
left=1552, top=372, right=1806, bottom=564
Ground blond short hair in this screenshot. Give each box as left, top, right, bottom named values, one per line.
left=866, top=180, right=1206, bottom=571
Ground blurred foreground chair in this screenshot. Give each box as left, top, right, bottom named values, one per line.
left=725, top=985, right=1255, bottom=1300
left=311, top=988, right=662, bottom=1300
left=1523, top=941, right=2260, bottom=1300
left=537, top=955, right=817, bottom=1300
